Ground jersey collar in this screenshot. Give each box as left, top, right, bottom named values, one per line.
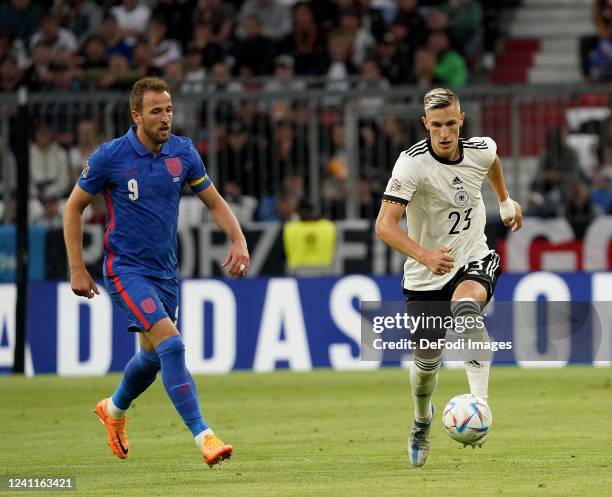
left=426, top=138, right=463, bottom=165
left=127, top=125, right=170, bottom=157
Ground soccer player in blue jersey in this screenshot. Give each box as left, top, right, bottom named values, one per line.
left=63, top=77, right=249, bottom=467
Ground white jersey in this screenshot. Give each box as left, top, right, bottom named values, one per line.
left=383, top=137, right=497, bottom=291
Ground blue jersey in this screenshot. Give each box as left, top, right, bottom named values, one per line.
left=78, top=125, right=211, bottom=279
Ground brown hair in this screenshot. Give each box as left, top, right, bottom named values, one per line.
left=130, top=77, right=170, bottom=112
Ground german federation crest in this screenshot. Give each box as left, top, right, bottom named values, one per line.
left=454, top=189, right=470, bottom=207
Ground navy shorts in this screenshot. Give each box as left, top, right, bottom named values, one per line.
left=105, top=273, right=179, bottom=332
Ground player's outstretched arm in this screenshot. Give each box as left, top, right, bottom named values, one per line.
left=375, top=200, right=454, bottom=276
left=197, top=184, right=250, bottom=277
left=63, top=185, right=100, bottom=298
left=486, top=155, right=523, bottom=232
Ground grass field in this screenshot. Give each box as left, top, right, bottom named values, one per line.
left=2, top=367, right=611, bottom=497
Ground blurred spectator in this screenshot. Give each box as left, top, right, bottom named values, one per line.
left=32, top=193, right=63, bottom=228
left=147, top=15, right=182, bottom=69
left=0, top=54, right=23, bottom=92
left=180, top=44, right=207, bottom=93
left=337, top=8, right=376, bottom=67
left=44, top=60, right=82, bottom=92
left=0, top=28, right=29, bottom=69
left=237, top=0, right=291, bottom=41
left=375, top=32, right=409, bottom=85
left=320, top=32, right=358, bottom=90
left=594, top=0, right=612, bottom=38
left=408, top=46, right=441, bottom=86
left=564, top=180, right=596, bottom=237
left=275, top=190, right=300, bottom=221
left=324, top=122, right=349, bottom=217
left=0, top=136, right=17, bottom=196
left=0, top=0, right=43, bottom=45
left=356, top=59, right=389, bottom=110
left=30, top=124, right=70, bottom=199
left=277, top=1, right=325, bottom=76
left=283, top=199, right=336, bottom=275
left=441, top=0, right=483, bottom=60
left=54, top=0, right=102, bottom=42
left=265, top=55, right=306, bottom=92
left=528, top=126, right=583, bottom=217
left=354, top=0, right=386, bottom=41
left=30, top=13, right=78, bottom=55
left=224, top=181, right=258, bottom=223
left=426, top=7, right=450, bottom=34
left=152, top=0, right=193, bottom=46
left=81, top=34, right=108, bottom=85
left=194, top=0, right=236, bottom=45
left=589, top=37, right=612, bottom=82
left=271, top=120, right=301, bottom=184
left=23, top=41, right=52, bottom=90
left=392, top=0, right=427, bottom=48
left=207, top=61, right=243, bottom=92
left=68, top=119, right=100, bottom=184
left=590, top=167, right=612, bottom=213
left=427, top=30, right=468, bottom=86
left=97, top=54, right=135, bottom=90
left=189, top=22, right=225, bottom=68
left=131, top=39, right=159, bottom=78
left=309, top=0, right=339, bottom=31
left=100, top=13, right=133, bottom=62
left=234, top=16, right=276, bottom=76
left=110, top=0, right=151, bottom=44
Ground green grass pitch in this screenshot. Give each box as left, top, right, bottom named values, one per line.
left=1, top=367, right=611, bottom=497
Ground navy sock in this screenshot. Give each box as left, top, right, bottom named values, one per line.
left=111, top=348, right=161, bottom=410
left=156, top=336, right=207, bottom=436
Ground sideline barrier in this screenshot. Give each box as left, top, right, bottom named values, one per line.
left=1, top=272, right=611, bottom=375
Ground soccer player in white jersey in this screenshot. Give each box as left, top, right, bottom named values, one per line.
left=375, top=88, right=523, bottom=467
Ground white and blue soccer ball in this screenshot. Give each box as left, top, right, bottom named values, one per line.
left=442, top=394, right=492, bottom=445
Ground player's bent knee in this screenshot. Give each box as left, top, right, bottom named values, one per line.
left=452, top=280, right=487, bottom=303
left=147, top=317, right=180, bottom=347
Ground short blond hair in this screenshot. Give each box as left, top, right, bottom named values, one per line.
left=423, top=88, right=460, bottom=113
left=130, top=77, right=170, bottom=112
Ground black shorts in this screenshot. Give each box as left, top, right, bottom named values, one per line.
left=402, top=251, right=501, bottom=342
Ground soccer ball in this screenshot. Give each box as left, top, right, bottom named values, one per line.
left=442, top=394, right=492, bottom=446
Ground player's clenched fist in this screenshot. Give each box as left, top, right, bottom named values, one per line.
left=421, top=246, right=455, bottom=276
left=70, top=267, right=100, bottom=299
left=501, top=200, right=523, bottom=232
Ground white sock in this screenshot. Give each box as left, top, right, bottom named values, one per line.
left=107, top=397, right=127, bottom=419
left=464, top=360, right=490, bottom=401
left=451, top=298, right=492, bottom=402
left=195, top=427, right=214, bottom=447
left=410, top=355, right=441, bottom=423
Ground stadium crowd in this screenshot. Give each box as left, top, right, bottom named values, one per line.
left=0, top=0, right=610, bottom=231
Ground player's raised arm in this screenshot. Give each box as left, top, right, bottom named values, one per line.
left=196, top=184, right=250, bottom=277
left=375, top=201, right=454, bottom=276
left=63, top=184, right=100, bottom=298
left=486, top=155, right=523, bottom=232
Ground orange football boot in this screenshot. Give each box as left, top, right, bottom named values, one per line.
left=201, top=434, right=233, bottom=467
left=95, top=398, right=129, bottom=459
